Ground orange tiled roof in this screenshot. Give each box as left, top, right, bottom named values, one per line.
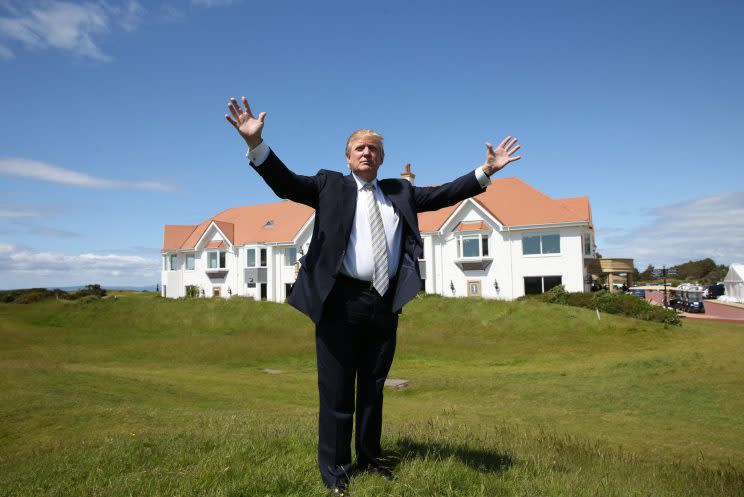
left=418, top=177, right=591, bottom=232
left=163, top=200, right=314, bottom=251
left=163, top=225, right=198, bottom=251
left=163, top=177, right=591, bottom=251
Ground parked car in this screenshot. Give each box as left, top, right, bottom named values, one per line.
left=704, top=283, right=725, bottom=299
left=626, top=289, right=646, bottom=298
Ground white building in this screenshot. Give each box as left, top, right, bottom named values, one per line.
left=161, top=169, right=596, bottom=301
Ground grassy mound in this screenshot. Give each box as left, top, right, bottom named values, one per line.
left=1, top=293, right=742, bottom=496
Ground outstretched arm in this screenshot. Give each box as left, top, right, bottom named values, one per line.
left=225, top=96, right=321, bottom=207
left=414, top=135, right=522, bottom=211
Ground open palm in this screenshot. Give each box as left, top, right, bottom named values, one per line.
left=225, top=96, right=265, bottom=148
left=483, top=136, right=521, bottom=176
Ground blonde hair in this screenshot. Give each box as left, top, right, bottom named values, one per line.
left=345, top=129, right=384, bottom=159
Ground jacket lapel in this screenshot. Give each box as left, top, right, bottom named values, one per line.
left=340, top=174, right=357, bottom=242
left=378, top=178, right=422, bottom=246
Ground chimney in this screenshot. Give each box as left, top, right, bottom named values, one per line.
left=400, top=163, right=415, bottom=185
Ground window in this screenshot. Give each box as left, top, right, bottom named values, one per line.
left=185, top=253, right=195, bottom=270
left=169, top=254, right=178, bottom=271
left=457, top=234, right=489, bottom=258
left=522, top=233, right=560, bottom=255
left=246, top=248, right=256, bottom=267
left=259, top=248, right=267, bottom=267
left=524, top=275, right=563, bottom=295
left=583, top=233, right=592, bottom=256
left=284, top=247, right=297, bottom=266
left=163, top=255, right=167, bottom=271
left=207, top=251, right=226, bottom=269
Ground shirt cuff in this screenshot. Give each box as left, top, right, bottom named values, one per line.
left=246, top=141, right=270, bottom=166
left=474, top=166, right=491, bottom=187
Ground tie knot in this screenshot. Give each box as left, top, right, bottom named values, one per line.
left=363, top=183, right=376, bottom=192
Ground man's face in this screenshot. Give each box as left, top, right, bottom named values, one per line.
left=346, top=137, right=383, bottom=181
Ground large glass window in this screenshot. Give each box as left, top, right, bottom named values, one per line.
left=522, top=233, right=560, bottom=255
left=284, top=247, right=297, bottom=266
left=524, top=275, right=563, bottom=294
left=207, top=251, right=226, bottom=269
left=246, top=248, right=256, bottom=267
left=583, top=233, right=592, bottom=256
left=458, top=233, right=489, bottom=258
left=169, top=254, right=178, bottom=271
left=185, top=253, right=195, bottom=270
left=542, top=234, right=560, bottom=254
left=462, top=237, right=480, bottom=257
left=163, top=255, right=167, bottom=271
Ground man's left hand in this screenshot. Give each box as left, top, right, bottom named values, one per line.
left=481, top=136, right=521, bottom=176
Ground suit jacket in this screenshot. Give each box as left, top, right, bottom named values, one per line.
left=251, top=149, right=486, bottom=324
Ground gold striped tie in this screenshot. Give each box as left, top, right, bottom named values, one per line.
left=364, top=183, right=389, bottom=296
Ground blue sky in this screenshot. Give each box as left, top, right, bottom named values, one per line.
left=1, top=0, right=742, bottom=288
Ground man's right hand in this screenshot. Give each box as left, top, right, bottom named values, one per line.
left=225, top=96, right=266, bottom=149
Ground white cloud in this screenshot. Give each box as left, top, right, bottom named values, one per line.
left=0, top=1, right=144, bottom=61
left=0, top=157, right=173, bottom=191
left=0, top=241, right=160, bottom=288
left=191, top=0, right=236, bottom=7
left=0, top=208, right=39, bottom=218
left=599, top=192, right=744, bottom=269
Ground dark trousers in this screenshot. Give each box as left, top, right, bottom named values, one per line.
left=315, top=275, right=398, bottom=488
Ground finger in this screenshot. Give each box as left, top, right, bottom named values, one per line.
left=230, top=96, right=243, bottom=115
left=506, top=137, right=518, bottom=150
left=242, top=96, right=255, bottom=118
left=509, top=155, right=522, bottom=163
left=485, top=142, right=494, bottom=154
left=228, top=101, right=241, bottom=121
left=225, top=114, right=238, bottom=129
left=507, top=144, right=521, bottom=156
left=498, top=136, right=511, bottom=149
left=258, top=111, right=266, bottom=123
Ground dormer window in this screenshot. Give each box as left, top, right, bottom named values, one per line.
left=263, top=220, right=273, bottom=228
left=457, top=234, right=489, bottom=258
left=207, top=251, right=226, bottom=269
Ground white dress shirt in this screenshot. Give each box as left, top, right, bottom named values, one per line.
left=247, top=141, right=492, bottom=282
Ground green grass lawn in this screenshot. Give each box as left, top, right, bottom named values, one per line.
left=1, top=292, right=743, bottom=496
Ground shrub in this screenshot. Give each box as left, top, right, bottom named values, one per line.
left=78, top=295, right=101, bottom=304
left=13, top=292, right=49, bottom=304
left=565, top=292, right=594, bottom=308
left=533, top=288, right=681, bottom=326
left=543, top=284, right=569, bottom=304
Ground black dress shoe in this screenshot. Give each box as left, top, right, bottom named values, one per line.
left=364, top=462, right=394, bottom=481
left=330, top=481, right=350, bottom=496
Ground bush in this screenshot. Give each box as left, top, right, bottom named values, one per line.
left=543, top=284, right=569, bottom=304
left=565, top=292, right=594, bottom=308
left=13, top=292, right=49, bottom=304
left=534, top=288, right=681, bottom=326
left=72, top=284, right=106, bottom=299
left=78, top=295, right=101, bottom=304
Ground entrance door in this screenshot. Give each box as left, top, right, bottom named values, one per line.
left=260, top=283, right=267, bottom=301
left=467, top=280, right=482, bottom=297
left=212, top=287, right=221, bottom=298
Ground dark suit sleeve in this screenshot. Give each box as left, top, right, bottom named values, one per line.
left=412, top=170, right=485, bottom=212
left=250, top=149, right=325, bottom=209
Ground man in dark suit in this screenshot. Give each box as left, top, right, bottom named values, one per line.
left=226, top=96, right=521, bottom=495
